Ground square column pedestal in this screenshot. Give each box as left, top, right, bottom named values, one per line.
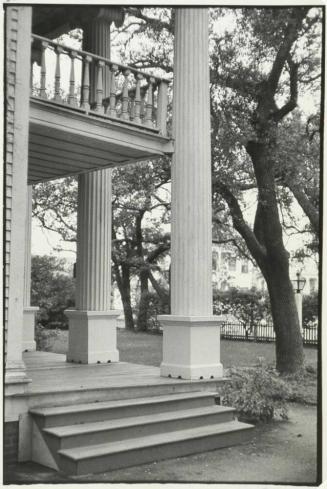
left=23, top=307, right=39, bottom=352
left=158, top=316, right=224, bottom=380
left=65, top=310, right=120, bottom=364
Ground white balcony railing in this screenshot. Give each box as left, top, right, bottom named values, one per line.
left=31, top=34, right=169, bottom=136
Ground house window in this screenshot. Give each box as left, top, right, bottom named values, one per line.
left=241, top=261, right=249, bottom=274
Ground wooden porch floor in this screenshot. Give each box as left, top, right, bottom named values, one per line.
left=23, top=352, right=222, bottom=396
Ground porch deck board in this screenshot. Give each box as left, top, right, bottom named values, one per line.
left=23, top=352, right=216, bottom=395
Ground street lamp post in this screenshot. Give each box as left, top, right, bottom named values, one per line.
left=291, top=271, right=306, bottom=335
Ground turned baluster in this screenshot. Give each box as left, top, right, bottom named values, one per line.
left=54, top=46, right=64, bottom=102
left=121, top=69, right=131, bottom=121
left=157, top=80, right=168, bottom=135
left=95, top=60, right=105, bottom=113
left=109, top=64, right=118, bottom=117
left=144, top=77, right=155, bottom=127
left=133, top=73, right=143, bottom=124
left=40, top=41, right=48, bottom=99
left=68, top=51, right=78, bottom=106
left=129, top=94, right=135, bottom=121
left=81, top=55, right=92, bottom=111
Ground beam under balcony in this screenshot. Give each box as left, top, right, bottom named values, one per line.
left=28, top=98, right=173, bottom=184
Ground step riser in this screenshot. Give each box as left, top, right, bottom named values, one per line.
left=60, top=427, right=253, bottom=476
left=51, top=410, right=236, bottom=450
left=37, top=396, right=216, bottom=428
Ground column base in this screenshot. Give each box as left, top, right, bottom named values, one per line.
left=158, top=315, right=224, bottom=380
left=65, top=310, right=120, bottom=364
left=23, top=307, right=39, bottom=352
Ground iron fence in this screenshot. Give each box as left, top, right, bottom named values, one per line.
left=220, top=321, right=318, bottom=346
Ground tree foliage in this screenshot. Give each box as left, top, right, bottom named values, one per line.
left=31, top=255, right=75, bottom=328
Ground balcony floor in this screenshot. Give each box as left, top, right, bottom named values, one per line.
left=28, top=98, right=173, bottom=184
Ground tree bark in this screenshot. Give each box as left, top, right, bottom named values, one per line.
left=136, top=268, right=150, bottom=331
left=113, top=261, right=134, bottom=330
left=248, top=139, right=304, bottom=373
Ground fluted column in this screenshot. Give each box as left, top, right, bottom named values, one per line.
left=83, top=16, right=111, bottom=101
left=66, top=10, right=120, bottom=364
left=75, top=171, right=112, bottom=310
left=22, top=186, right=38, bottom=351
left=171, top=9, right=212, bottom=316
left=158, top=8, right=223, bottom=379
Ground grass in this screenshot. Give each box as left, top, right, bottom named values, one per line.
left=37, top=326, right=318, bottom=405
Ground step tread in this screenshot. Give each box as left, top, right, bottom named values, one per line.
left=59, top=421, right=253, bottom=461
left=44, top=405, right=235, bottom=438
left=29, top=391, right=217, bottom=417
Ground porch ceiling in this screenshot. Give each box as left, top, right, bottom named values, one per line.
left=28, top=98, right=174, bottom=185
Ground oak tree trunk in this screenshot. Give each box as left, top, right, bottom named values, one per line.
left=137, top=268, right=150, bottom=331
left=113, top=262, right=134, bottom=330
left=248, top=137, right=304, bottom=374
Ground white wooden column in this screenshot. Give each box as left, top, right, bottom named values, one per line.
left=66, top=10, right=120, bottom=364
left=23, top=186, right=38, bottom=351
left=158, top=8, right=223, bottom=379
left=5, top=6, right=32, bottom=393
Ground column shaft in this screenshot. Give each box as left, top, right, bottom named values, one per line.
left=23, top=186, right=32, bottom=306
left=66, top=13, right=119, bottom=364
left=83, top=17, right=111, bottom=100
left=171, top=8, right=212, bottom=316
left=76, top=170, right=112, bottom=310
left=23, top=185, right=38, bottom=351
left=158, top=9, right=223, bottom=380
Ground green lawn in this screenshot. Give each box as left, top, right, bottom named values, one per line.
left=43, top=327, right=318, bottom=369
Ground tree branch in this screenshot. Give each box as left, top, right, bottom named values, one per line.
left=273, top=57, right=299, bottom=121
left=213, top=181, right=267, bottom=268
left=268, top=7, right=309, bottom=93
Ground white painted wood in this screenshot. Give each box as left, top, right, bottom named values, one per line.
left=23, top=308, right=38, bottom=352
left=157, top=80, right=168, bottom=135
left=171, top=8, right=212, bottom=316
left=121, top=69, right=131, bottom=121
left=5, top=6, right=32, bottom=392
left=66, top=310, right=120, bottom=364
left=81, top=55, right=91, bottom=110
left=159, top=9, right=223, bottom=380
left=28, top=98, right=173, bottom=184
left=145, top=77, right=155, bottom=127
left=67, top=17, right=120, bottom=365
left=68, top=51, right=78, bottom=107
left=76, top=170, right=111, bottom=311
left=23, top=186, right=38, bottom=352
left=23, top=186, right=32, bottom=307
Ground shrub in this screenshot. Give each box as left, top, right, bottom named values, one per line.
left=221, top=366, right=290, bottom=422
left=35, top=323, right=60, bottom=351
left=303, top=292, right=319, bottom=327
left=31, top=255, right=75, bottom=329
left=213, top=288, right=271, bottom=325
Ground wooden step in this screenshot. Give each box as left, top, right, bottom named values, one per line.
left=30, top=391, right=218, bottom=428
left=58, top=420, right=254, bottom=476
left=43, top=405, right=236, bottom=449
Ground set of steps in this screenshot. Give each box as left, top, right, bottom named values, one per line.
left=30, top=391, right=253, bottom=476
